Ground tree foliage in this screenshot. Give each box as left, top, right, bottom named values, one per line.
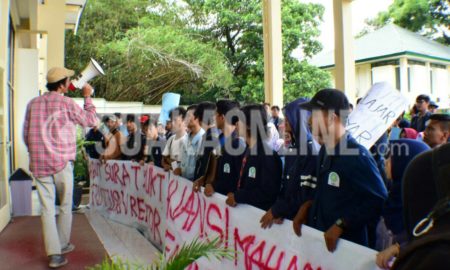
left=359, top=0, right=450, bottom=45
left=65, top=0, right=331, bottom=105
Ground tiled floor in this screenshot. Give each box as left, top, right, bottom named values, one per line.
left=31, top=190, right=159, bottom=266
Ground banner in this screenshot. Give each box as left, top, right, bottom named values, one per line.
left=90, top=160, right=381, bottom=270
left=346, top=82, right=410, bottom=149
left=89, top=159, right=168, bottom=250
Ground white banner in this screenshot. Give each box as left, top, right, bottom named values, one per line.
left=346, top=82, right=410, bottom=149
left=90, top=161, right=381, bottom=269
left=89, top=159, right=168, bottom=250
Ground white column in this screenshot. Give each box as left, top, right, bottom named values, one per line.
left=399, top=57, right=408, bottom=95
left=425, top=62, right=431, bottom=96
left=262, top=0, right=283, bottom=107
left=333, top=0, right=356, bottom=103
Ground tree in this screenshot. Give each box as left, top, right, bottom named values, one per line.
left=360, top=0, right=450, bottom=45
left=181, top=0, right=331, bottom=103
left=65, top=0, right=233, bottom=103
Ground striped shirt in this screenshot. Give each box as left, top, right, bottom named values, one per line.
left=23, top=92, right=97, bottom=178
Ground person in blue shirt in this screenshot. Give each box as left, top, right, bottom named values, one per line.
left=410, top=95, right=432, bottom=132
left=260, top=98, right=320, bottom=228
left=225, top=104, right=283, bottom=211
left=293, top=88, right=388, bottom=252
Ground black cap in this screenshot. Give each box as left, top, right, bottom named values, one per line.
left=429, top=113, right=450, bottom=122
left=299, top=88, right=350, bottom=116
left=416, top=94, right=430, bottom=103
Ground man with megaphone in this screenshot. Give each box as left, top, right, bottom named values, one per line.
left=23, top=66, right=98, bottom=268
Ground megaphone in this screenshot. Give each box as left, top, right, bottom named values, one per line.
left=69, top=58, right=105, bottom=92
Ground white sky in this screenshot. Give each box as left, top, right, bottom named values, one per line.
left=299, top=0, right=394, bottom=55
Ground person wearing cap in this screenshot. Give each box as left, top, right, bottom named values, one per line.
left=423, top=113, right=450, bottom=148
left=122, top=114, right=146, bottom=161
left=23, top=67, right=97, bottom=268
left=100, top=114, right=124, bottom=162
left=411, top=95, right=432, bottom=132
left=428, top=101, right=439, bottom=114
left=292, top=88, right=387, bottom=252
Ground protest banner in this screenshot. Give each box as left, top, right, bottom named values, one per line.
left=165, top=174, right=381, bottom=270
left=90, top=161, right=381, bottom=269
left=89, top=159, right=168, bottom=250
left=346, top=82, right=409, bottom=149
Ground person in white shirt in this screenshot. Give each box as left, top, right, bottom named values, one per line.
left=178, top=105, right=205, bottom=180
left=162, top=107, right=188, bottom=172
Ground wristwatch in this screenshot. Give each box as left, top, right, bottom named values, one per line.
left=335, top=218, right=346, bottom=230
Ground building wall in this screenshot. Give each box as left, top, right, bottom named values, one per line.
left=355, top=64, right=371, bottom=98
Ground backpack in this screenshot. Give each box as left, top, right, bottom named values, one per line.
left=392, top=144, right=450, bottom=270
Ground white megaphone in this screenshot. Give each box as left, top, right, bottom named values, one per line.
left=69, top=58, right=105, bottom=94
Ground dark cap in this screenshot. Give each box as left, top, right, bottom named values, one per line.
left=299, top=88, right=350, bottom=116
left=429, top=113, right=450, bottom=122
left=416, top=94, right=430, bottom=103
left=429, top=101, right=439, bottom=108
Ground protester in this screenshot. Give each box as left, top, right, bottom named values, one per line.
left=114, top=112, right=128, bottom=137
left=162, top=107, right=188, bottom=171
left=140, top=118, right=165, bottom=167
left=194, top=100, right=245, bottom=196
left=410, top=95, right=431, bottom=132
left=165, top=119, right=173, bottom=140
left=376, top=143, right=450, bottom=269
left=423, top=113, right=450, bottom=148
left=99, top=115, right=124, bottom=162
left=121, top=114, right=146, bottom=161
left=225, top=104, right=283, bottom=211
left=293, top=89, right=387, bottom=252
left=399, top=128, right=418, bottom=139
left=193, top=102, right=220, bottom=181
left=85, top=124, right=105, bottom=159
left=381, top=140, right=430, bottom=247
left=270, top=105, right=283, bottom=131
left=428, top=101, right=439, bottom=114
left=178, top=105, right=205, bottom=180
left=260, top=98, right=319, bottom=228
left=23, top=67, right=97, bottom=268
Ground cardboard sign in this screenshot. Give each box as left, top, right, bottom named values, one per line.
left=346, top=82, right=409, bottom=149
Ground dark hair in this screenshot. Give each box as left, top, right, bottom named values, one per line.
left=416, top=94, right=430, bottom=103
left=349, top=103, right=354, bottom=110
left=240, top=104, right=268, bottom=141
left=142, top=118, right=157, bottom=129
left=356, top=98, right=363, bottom=105
left=114, top=112, right=122, bottom=118
left=46, top=77, right=67, bottom=91
left=187, top=104, right=198, bottom=112
left=271, top=105, right=280, bottom=111
left=194, top=102, right=216, bottom=125
left=126, top=114, right=136, bottom=123
left=217, top=100, right=240, bottom=125
left=169, top=106, right=187, bottom=120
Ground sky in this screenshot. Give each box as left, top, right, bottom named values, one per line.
left=297, top=0, right=394, bottom=56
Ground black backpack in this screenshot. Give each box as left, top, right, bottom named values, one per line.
left=392, top=144, right=450, bottom=270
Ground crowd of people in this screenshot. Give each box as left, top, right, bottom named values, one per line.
left=24, top=67, right=449, bottom=269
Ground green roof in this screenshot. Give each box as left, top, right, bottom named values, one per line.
left=309, top=24, right=450, bottom=68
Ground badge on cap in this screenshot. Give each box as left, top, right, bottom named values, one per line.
left=328, top=172, right=340, bottom=187
left=223, top=163, right=230, bottom=174
left=248, top=167, right=256, bottom=178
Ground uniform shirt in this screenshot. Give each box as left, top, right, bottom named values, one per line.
left=271, top=144, right=318, bottom=220
left=23, top=93, right=97, bottom=178
left=180, top=128, right=205, bottom=180
left=213, top=132, right=246, bottom=195
left=234, top=142, right=283, bottom=211
left=143, top=136, right=165, bottom=167
left=194, top=127, right=220, bottom=180
left=308, top=134, right=388, bottom=246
